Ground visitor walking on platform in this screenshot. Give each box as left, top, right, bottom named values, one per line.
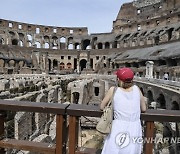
left=163, top=72, right=169, bottom=80
left=100, top=67, right=146, bottom=154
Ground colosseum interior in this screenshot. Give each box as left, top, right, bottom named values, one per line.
left=0, top=0, right=180, bottom=153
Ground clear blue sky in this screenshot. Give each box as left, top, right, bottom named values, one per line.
left=0, top=0, right=132, bottom=33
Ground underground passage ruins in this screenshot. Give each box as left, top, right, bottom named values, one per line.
left=0, top=0, right=180, bottom=153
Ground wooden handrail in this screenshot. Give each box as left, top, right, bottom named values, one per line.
left=0, top=99, right=69, bottom=154
left=0, top=100, right=179, bottom=154
left=0, top=99, right=69, bottom=114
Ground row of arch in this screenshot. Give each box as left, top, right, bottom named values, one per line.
left=1, top=24, right=180, bottom=50
left=139, top=87, right=180, bottom=110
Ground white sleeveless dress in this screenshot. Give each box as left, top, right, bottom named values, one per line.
left=101, top=85, right=142, bottom=154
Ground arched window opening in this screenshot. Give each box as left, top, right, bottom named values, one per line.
left=67, top=63, right=72, bottom=69
left=86, top=45, right=91, bottom=49
left=167, top=59, right=177, bottom=66
left=157, top=94, right=166, bottom=109
left=73, top=92, right=79, bottom=104
left=9, top=23, right=13, bottom=28
left=147, top=91, right=154, bottom=108
left=18, top=25, right=22, bottom=29
left=98, top=43, right=103, bottom=49
left=27, top=34, right=32, bottom=41
left=45, top=43, right=49, bottom=49
left=158, top=60, right=166, bottom=66
left=36, top=28, right=40, bottom=34
left=35, top=42, right=41, bottom=48
left=9, top=60, right=15, bottom=67
left=94, top=87, right=99, bottom=96
left=12, top=39, right=18, bottom=45
left=0, top=38, right=4, bottom=44
left=70, top=30, right=73, bottom=34
left=113, top=41, right=118, bottom=48
left=154, top=36, right=159, bottom=45
left=60, top=37, right=66, bottom=43
left=132, top=62, right=139, bottom=68
left=52, top=46, right=57, bottom=49
left=28, top=42, right=32, bottom=47
left=19, top=41, right=23, bottom=47
left=52, top=36, right=58, bottom=45
left=105, top=42, right=110, bottom=49
left=68, top=44, right=73, bottom=50
left=167, top=28, right=174, bottom=41
left=125, top=63, right=131, bottom=67
left=48, top=59, right=52, bottom=71
left=80, top=59, right=87, bottom=71
left=171, top=101, right=179, bottom=110
left=60, top=62, right=65, bottom=70
left=53, top=59, right=58, bottom=68
left=82, top=39, right=90, bottom=50
left=75, top=43, right=80, bottom=49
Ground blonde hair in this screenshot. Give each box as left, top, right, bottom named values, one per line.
left=118, top=81, right=133, bottom=89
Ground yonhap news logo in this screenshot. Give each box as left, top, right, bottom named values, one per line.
left=115, top=132, right=130, bottom=148
left=115, top=132, right=180, bottom=148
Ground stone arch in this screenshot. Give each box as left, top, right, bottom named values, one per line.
left=75, top=43, right=80, bottom=49
left=105, top=42, right=110, bottom=49
left=68, top=44, right=73, bottom=50
left=60, top=37, right=66, bottom=43
left=94, top=87, right=99, bottom=96
left=52, top=46, right=57, bottom=49
left=68, top=37, right=73, bottom=43
left=18, top=33, right=24, bottom=39
left=27, top=34, right=32, bottom=41
left=12, top=39, right=18, bottom=45
left=45, top=42, right=49, bottom=49
left=0, top=38, right=4, bottom=44
left=80, top=59, right=87, bottom=71
left=60, top=62, right=65, bottom=70
left=9, top=60, right=15, bottom=67
left=92, top=37, right=97, bottom=49
left=44, top=35, right=50, bottom=41
left=53, top=59, right=58, bottom=68
left=171, top=101, right=179, bottom=110
left=98, top=43, right=103, bottom=49
left=35, top=42, right=41, bottom=48
left=167, top=28, right=174, bottom=41
left=52, top=36, right=58, bottom=46
left=156, top=93, right=166, bottom=109
left=19, top=61, right=24, bottom=68
left=19, top=40, right=23, bottom=47
left=147, top=90, right=154, bottom=104
left=82, top=39, right=90, bottom=50
left=0, top=59, right=4, bottom=67
left=9, top=31, right=15, bottom=37
left=48, top=59, right=52, bottom=71
left=27, top=41, right=32, bottom=47
left=67, top=63, right=72, bottom=69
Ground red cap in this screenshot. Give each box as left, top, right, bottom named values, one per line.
left=116, top=68, right=134, bottom=82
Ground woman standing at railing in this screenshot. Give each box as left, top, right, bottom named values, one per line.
left=100, top=67, right=146, bottom=154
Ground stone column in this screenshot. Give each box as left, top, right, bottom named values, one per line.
left=145, top=61, right=154, bottom=78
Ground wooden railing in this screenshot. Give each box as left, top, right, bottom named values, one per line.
left=0, top=100, right=179, bottom=154
left=0, top=100, right=69, bottom=154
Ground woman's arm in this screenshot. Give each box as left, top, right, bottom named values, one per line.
left=100, top=87, right=114, bottom=110
left=139, top=90, right=147, bottom=112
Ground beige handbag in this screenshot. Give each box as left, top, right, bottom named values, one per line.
left=96, top=87, right=117, bottom=134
